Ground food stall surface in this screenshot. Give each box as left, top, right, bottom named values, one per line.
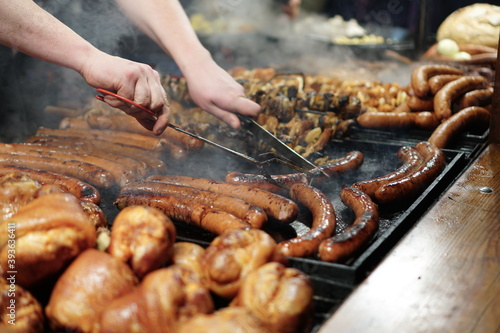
left=320, top=142, right=500, bottom=333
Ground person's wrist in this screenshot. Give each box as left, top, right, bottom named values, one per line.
left=175, top=48, right=213, bottom=78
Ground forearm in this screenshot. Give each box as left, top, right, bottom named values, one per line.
left=114, top=0, right=212, bottom=74
left=0, top=0, right=100, bottom=74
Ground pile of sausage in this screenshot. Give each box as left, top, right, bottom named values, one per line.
left=0, top=108, right=206, bottom=190
left=357, top=64, right=492, bottom=148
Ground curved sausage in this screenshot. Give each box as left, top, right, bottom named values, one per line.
left=414, top=111, right=440, bottom=130
left=407, top=95, right=434, bottom=111
left=428, top=74, right=464, bottom=95
left=0, top=153, right=114, bottom=188
left=309, top=151, right=364, bottom=182
left=0, top=164, right=101, bottom=204
left=146, top=175, right=299, bottom=223
left=411, top=65, right=464, bottom=98
left=357, top=111, right=416, bottom=129
left=428, top=106, right=490, bottom=149
left=277, top=184, right=336, bottom=258
left=121, top=181, right=268, bottom=229
left=317, top=187, right=379, bottom=263
left=351, top=145, right=423, bottom=199
left=374, top=141, right=446, bottom=205
left=115, top=190, right=251, bottom=235
left=433, top=76, right=490, bottom=120
left=224, top=151, right=363, bottom=193
left=457, top=87, right=493, bottom=109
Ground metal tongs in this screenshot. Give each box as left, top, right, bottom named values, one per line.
left=96, top=89, right=323, bottom=185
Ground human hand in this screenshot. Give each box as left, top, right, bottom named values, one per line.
left=182, top=56, right=261, bottom=129
left=79, top=51, right=170, bottom=135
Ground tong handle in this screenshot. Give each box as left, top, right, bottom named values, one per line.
left=96, top=88, right=157, bottom=117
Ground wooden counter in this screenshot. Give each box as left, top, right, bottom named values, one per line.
left=319, top=142, right=500, bottom=332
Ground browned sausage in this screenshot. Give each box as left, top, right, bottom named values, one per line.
left=35, top=127, right=166, bottom=151
left=277, top=184, right=336, bottom=258
left=145, top=175, right=299, bottom=223
left=457, top=87, right=493, bottom=109
left=224, top=172, right=308, bottom=195
left=411, top=65, right=464, bottom=98
left=115, top=190, right=251, bottom=235
left=414, top=111, right=440, bottom=130
left=428, top=106, right=491, bottom=149
left=25, top=136, right=166, bottom=172
left=120, top=181, right=268, bottom=229
left=407, top=95, right=434, bottom=111
left=317, top=187, right=379, bottom=263
left=374, top=141, right=446, bottom=205
left=357, top=111, right=416, bottom=129
left=0, top=164, right=101, bottom=204
left=0, top=143, right=139, bottom=187
left=428, top=74, right=463, bottom=95
left=310, top=151, right=364, bottom=181
left=351, top=145, right=423, bottom=199
left=85, top=114, right=204, bottom=151
left=0, top=153, right=114, bottom=188
left=433, top=76, right=490, bottom=120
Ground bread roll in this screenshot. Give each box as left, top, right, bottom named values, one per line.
left=437, top=3, right=500, bottom=48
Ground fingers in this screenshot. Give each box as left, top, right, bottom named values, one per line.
left=204, top=96, right=261, bottom=129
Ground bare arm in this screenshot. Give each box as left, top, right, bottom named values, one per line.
left=0, top=0, right=170, bottom=134
left=114, top=0, right=261, bottom=128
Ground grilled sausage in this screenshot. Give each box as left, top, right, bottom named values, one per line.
left=428, top=106, right=491, bottom=149
left=115, top=190, right=251, bottom=235
left=407, top=95, right=434, bottom=111
left=0, top=164, right=101, bottom=204
left=357, top=111, right=416, bottom=129
left=310, top=151, right=364, bottom=181
left=35, top=127, right=166, bottom=151
left=414, top=111, right=440, bottom=130
left=457, top=87, right=493, bottom=109
left=25, top=136, right=166, bottom=172
left=146, top=175, right=299, bottom=223
left=351, top=145, right=423, bottom=199
left=317, top=187, right=379, bottom=263
left=433, top=76, right=490, bottom=120
left=277, top=184, right=336, bottom=258
left=85, top=114, right=204, bottom=151
left=0, top=143, right=139, bottom=187
left=428, top=74, right=463, bottom=95
left=224, top=172, right=308, bottom=195
left=0, top=153, right=114, bottom=188
left=374, top=141, right=446, bottom=205
left=121, top=181, right=268, bottom=229
left=24, top=141, right=150, bottom=176
left=411, top=64, right=464, bottom=98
